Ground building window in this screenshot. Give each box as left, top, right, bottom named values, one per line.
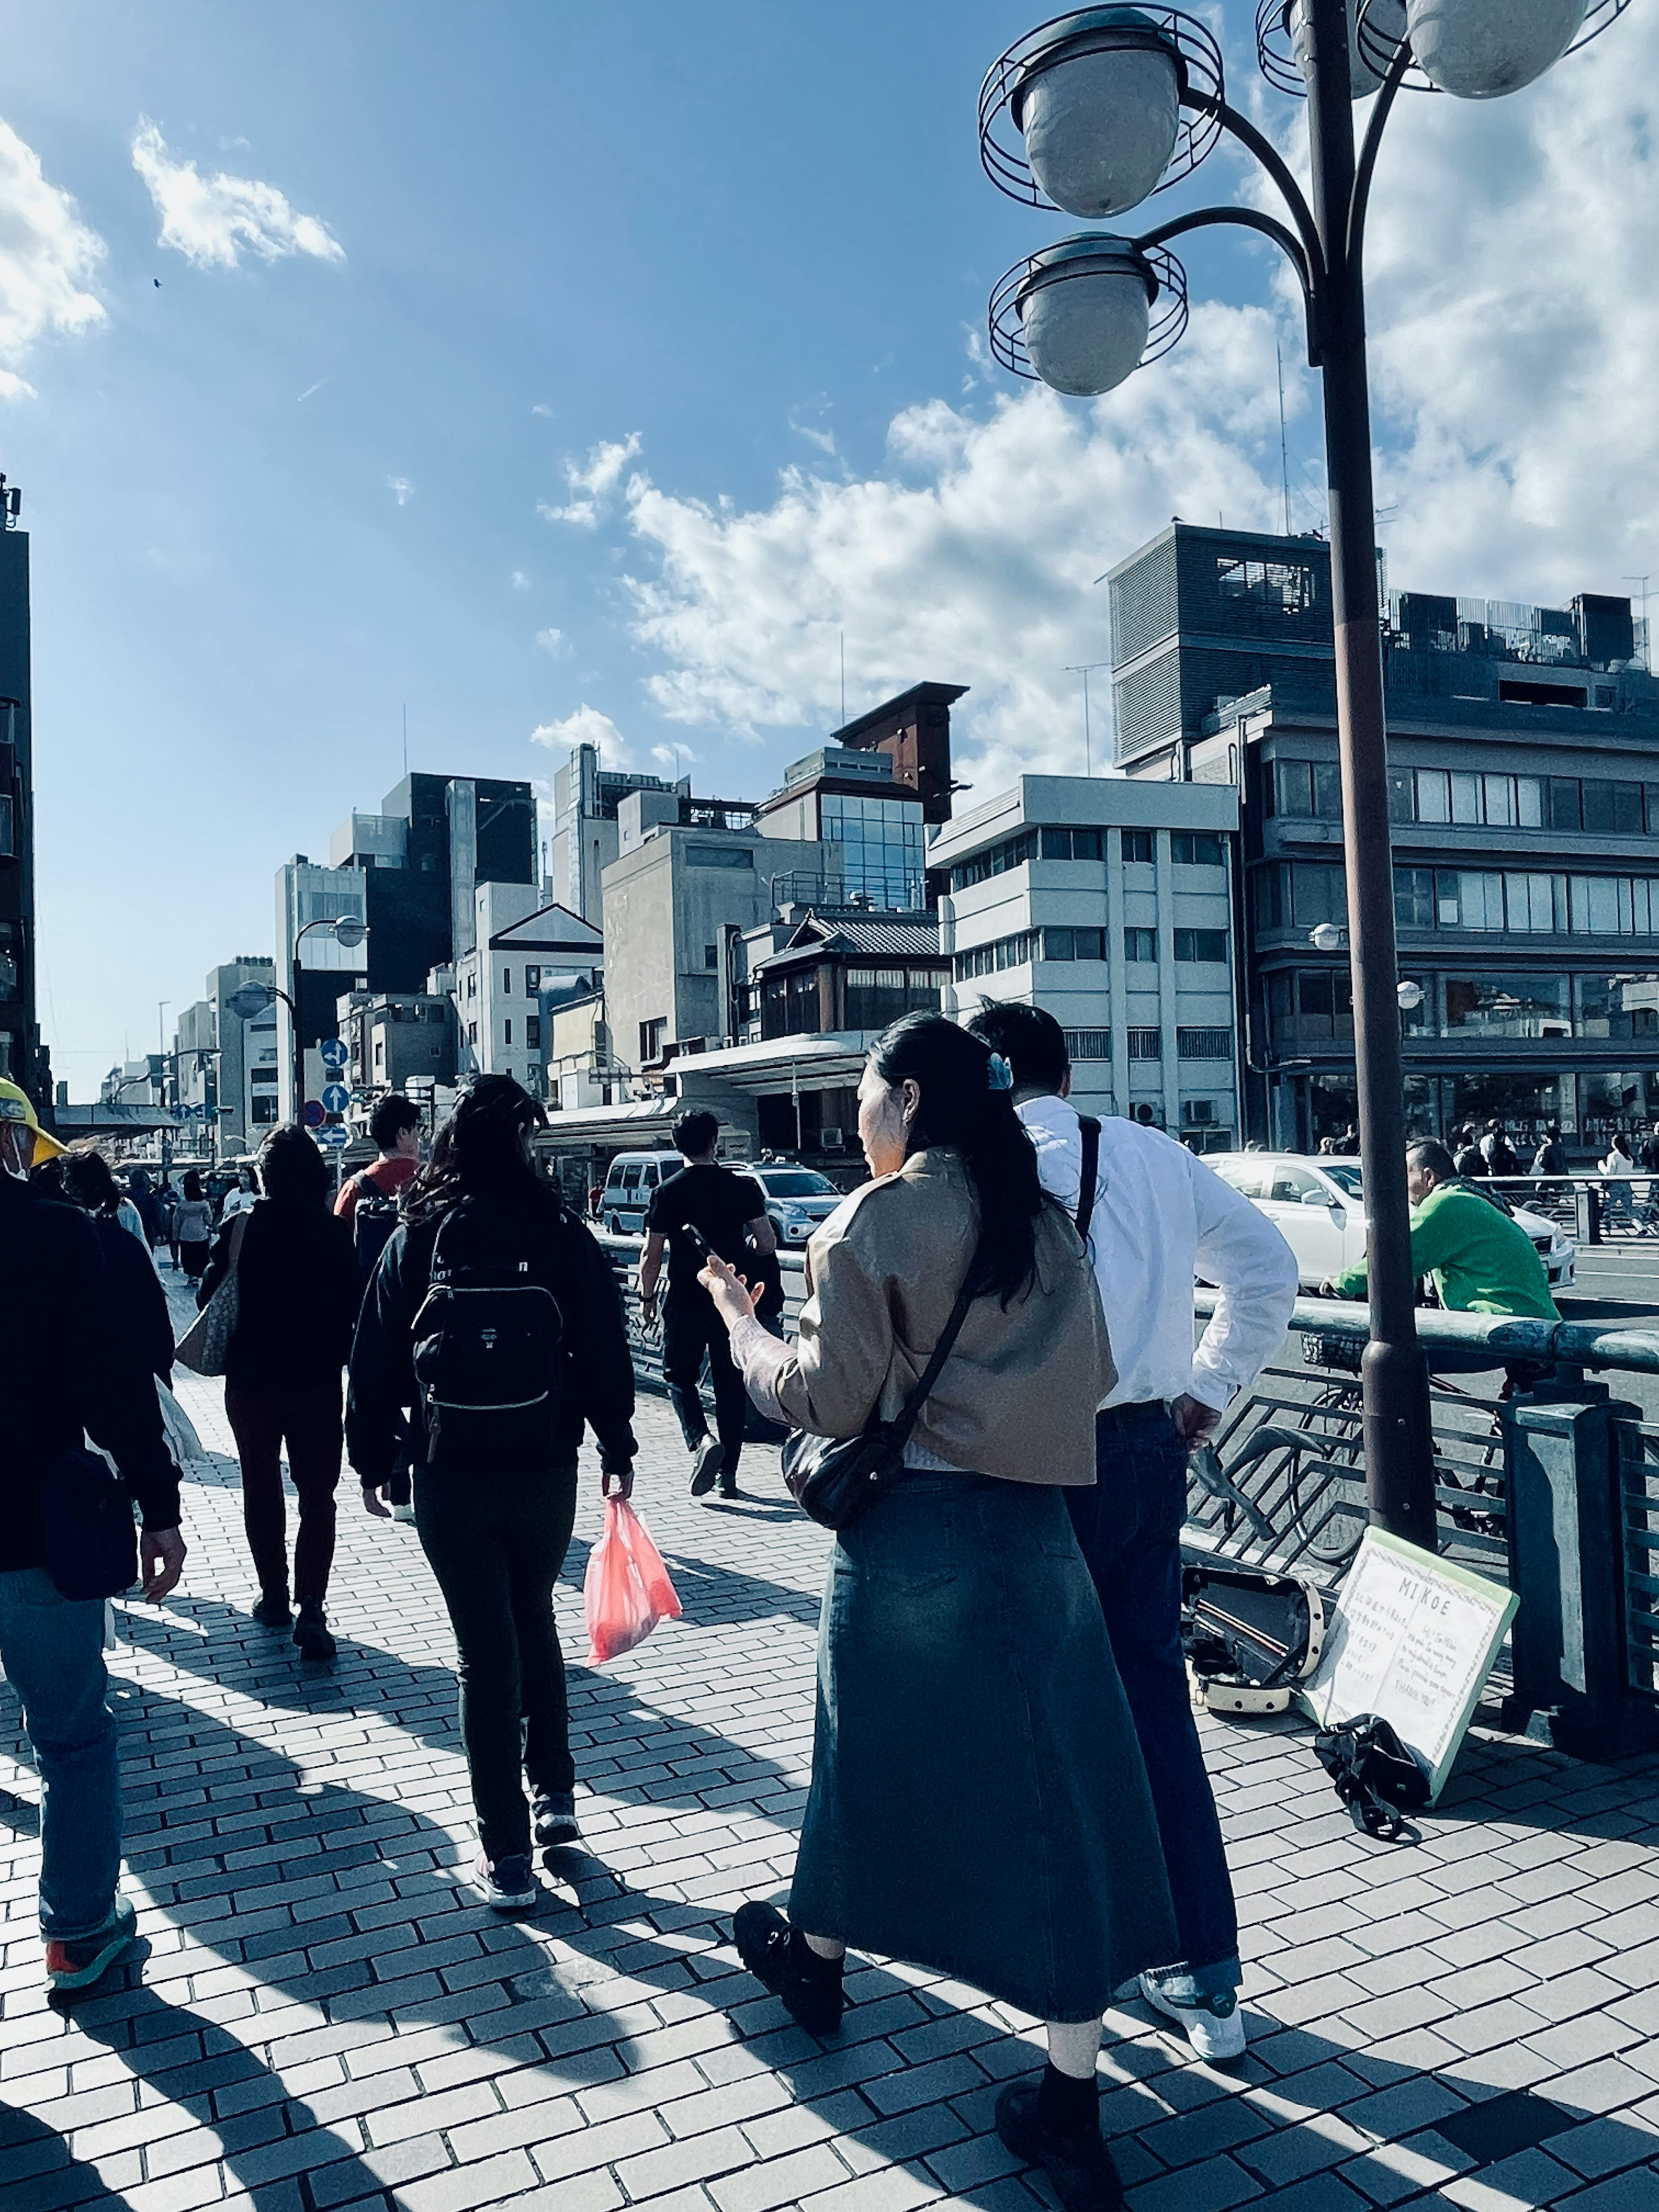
left=1395, top=867, right=1436, bottom=931
left=1578, top=975, right=1659, bottom=1038
left=1127, top=1029, right=1162, bottom=1059
left=820, top=791, right=925, bottom=910
left=1039, top=827, right=1106, bottom=862
left=845, top=966, right=943, bottom=1030
left=686, top=845, right=753, bottom=870
left=504, top=1019, right=512, bottom=1046
left=526, top=1016, right=541, bottom=1049
left=468, top=1021, right=478, bottom=1044
left=1170, top=832, right=1224, bottom=866
left=705, top=944, right=718, bottom=969
left=1121, top=829, right=1154, bottom=864
left=1216, top=556, right=1317, bottom=613
left=1041, top=927, right=1108, bottom=962
left=466, top=972, right=477, bottom=999
left=1443, top=976, right=1571, bottom=1038
left=950, top=829, right=1037, bottom=893
left=1290, top=862, right=1346, bottom=928
left=0, top=795, right=12, bottom=858
left=1124, top=927, right=1157, bottom=963
left=1269, top=969, right=1352, bottom=1046
left=524, top=965, right=540, bottom=992
left=954, top=932, right=1039, bottom=981
left=1064, top=1029, right=1110, bottom=1061
left=640, top=1017, right=667, bottom=1061
left=502, top=968, right=512, bottom=996
left=1174, top=929, right=1227, bottom=964
left=1177, top=1027, right=1233, bottom=1060
left=1269, top=759, right=1342, bottom=820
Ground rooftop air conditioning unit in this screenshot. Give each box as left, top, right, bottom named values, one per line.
left=821, top=1126, right=846, bottom=1149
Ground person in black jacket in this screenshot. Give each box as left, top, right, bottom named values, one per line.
left=61, top=1148, right=175, bottom=1389
left=197, top=1125, right=359, bottom=1660
left=0, top=1081, right=186, bottom=1994
left=347, top=1075, right=637, bottom=1913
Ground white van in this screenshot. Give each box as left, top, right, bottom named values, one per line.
left=597, top=1151, right=683, bottom=1236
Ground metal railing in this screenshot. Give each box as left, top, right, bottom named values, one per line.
left=596, top=1232, right=1659, bottom=1756
left=1477, top=1171, right=1659, bottom=1243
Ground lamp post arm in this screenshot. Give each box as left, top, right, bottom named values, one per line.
left=1134, top=205, right=1317, bottom=350
left=1347, top=38, right=1414, bottom=266
left=1185, top=92, right=1327, bottom=289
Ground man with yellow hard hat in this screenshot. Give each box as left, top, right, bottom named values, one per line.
left=0, top=1075, right=189, bottom=1992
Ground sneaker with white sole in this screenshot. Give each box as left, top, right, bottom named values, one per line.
left=1140, top=1971, right=1246, bottom=2063
left=689, top=1438, right=725, bottom=1497
left=531, top=1793, right=580, bottom=1850
left=473, top=1852, right=538, bottom=1910
left=45, top=1895, right=137, bottom=1994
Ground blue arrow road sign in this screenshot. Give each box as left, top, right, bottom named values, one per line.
left=318, top=1038, right=349, bottom=1070
left=315, top=1124, right=349, bottom=1148
left=321, top=1083, right=351, bottom=1115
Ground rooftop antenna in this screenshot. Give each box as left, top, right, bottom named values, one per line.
left=402, top=702, right=408, bottom=779
left=1276, top=340, right=1292, bottom=535
left=1625, top=576, right=1653, bottom=669
left=839, top=631, right=846, bottom=727
left=1064, top=662, right=1111, bottom=778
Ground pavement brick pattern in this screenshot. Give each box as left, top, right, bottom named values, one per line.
left=1, top=1265, right=1657, bottom=2212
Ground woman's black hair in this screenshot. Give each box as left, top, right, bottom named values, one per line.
left=257, top=1125, right=329, bottom=1208
left=404, top=1074, right=553, bottom=1226
left=868, top=1011, right=1045, bottom=1306
left=61, top=1144, right=121, bottom=1216
left=181, top=1170, right=204, bottom=1202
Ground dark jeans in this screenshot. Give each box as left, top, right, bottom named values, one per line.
left=225, top=1382, right=343, bottom=1603
left=1065, top=1405, right=1240, bottom=1993
left=662, top=1294, right=747, bottom=1484
left=414, top=1464, right=579, bottom=1860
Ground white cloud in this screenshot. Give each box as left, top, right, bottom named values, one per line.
left=530, top=703, right=634, bottom=768
left=537, top=431, right=643, bottom=528
left=387, top=477, right=414, bottom=506
left=509, top=569, right=530, bottom=590
left=601, top=13, right=1658, bottom=791
left=131, top=119, right=345, bottom=271
left=534, top=627, right=567, bottom=655
left=0, top=121, right=105, bottom=399
left=651, top=743, right=699, bottom=774
left=531, top=402, right=555, bottom=418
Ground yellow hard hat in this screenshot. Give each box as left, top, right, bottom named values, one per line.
left=0, top=1077, right=67, bottom=1160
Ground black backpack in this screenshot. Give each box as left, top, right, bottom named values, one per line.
left=1313, top=1714, right=1430, bottom=1841
left=350, top=1173, right=403, bottom=1289
left=410, top=1202, right=565, bottom=1468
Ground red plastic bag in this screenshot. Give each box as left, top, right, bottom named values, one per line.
left=584, top=1491, right=683, bottom=1663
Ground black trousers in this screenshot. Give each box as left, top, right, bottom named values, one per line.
left=661, top=1294, right=747, bottom=1483
left=413, top=1464, right=579, bottom=1860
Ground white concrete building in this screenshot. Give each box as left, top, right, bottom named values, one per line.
left=451, top=884, right=602, bottom=1095
left=931, top=775, right=1243, bottom=1147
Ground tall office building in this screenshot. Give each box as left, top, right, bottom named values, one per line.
left=0, top=475, right=48, bottom=1106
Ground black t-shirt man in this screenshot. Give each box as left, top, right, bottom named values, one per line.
left=645, top=1163, right=769, bottom=1303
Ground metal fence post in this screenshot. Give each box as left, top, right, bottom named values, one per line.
left=1500, top=1395, right=1659, bottom=1758
left=1579, top=1184, right=1601, bottom=1246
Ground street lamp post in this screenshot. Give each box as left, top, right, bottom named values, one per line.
left=978, top=0, right=1633, bottom=1546
left=289, top=915, right=368, bottom=1120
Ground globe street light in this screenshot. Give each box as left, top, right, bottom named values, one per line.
left=979, top=0, right=1633, bottom=1549
left=291, top=914, right=369, bottom=1120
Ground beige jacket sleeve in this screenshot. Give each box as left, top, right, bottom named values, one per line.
left=731, top=1219, right=898, bottom=1438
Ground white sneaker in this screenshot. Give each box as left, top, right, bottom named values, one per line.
left=1140, top=1972, right=1247, bottom=2063
left=391, top=1503, right=417, bottom=1523
left=473, top=1852, right=538, bottom=1910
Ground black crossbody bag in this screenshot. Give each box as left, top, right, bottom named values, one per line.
left=780, top=1244, right=984, bottom=1532
left=39, top=1448, right=140, bottom=1602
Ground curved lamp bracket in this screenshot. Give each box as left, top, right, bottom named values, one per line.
left=979, top=5, right=1225, bottom=208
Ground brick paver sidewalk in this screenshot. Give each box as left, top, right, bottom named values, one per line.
left=2, top=1273, right=1657, bottom=2212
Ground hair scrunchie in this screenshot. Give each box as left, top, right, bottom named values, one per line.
left=986, top=1052, right=1015, bottom=1092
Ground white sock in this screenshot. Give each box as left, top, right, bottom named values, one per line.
left=1046, top=2017, right=1104, bottom=2079
left=802, top=1932, right=845, bottom=1962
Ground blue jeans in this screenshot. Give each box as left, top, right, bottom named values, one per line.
left=1065, top=1408, right=1240, bottom=1997
left=0, top=1569, right=122, bottom=1940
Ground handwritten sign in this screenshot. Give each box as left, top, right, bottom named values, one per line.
left=1298, top=1528, right=1517, bottom=1801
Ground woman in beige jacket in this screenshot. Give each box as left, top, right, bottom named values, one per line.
left=700, top=1013, right=1175, bottom=2212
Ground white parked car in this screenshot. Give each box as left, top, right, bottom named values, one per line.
left=595, top=1153, right=844, bottom=1243
left=1204, top=1152, right=1576, bottom=1294
left=750, top=1165, right=845, bottom=1245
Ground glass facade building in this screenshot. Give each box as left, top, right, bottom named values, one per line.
left=819, top=792, right=925, bottom=911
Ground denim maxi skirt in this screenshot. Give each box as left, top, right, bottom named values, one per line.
left=788, top=1473, right=1179, bottom=2022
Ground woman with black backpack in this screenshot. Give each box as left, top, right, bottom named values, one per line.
left=346, top=1075, right=638, bottom=1912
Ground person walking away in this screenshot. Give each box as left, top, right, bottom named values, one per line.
left=1481, top=1120, right=1520, bottom=1179
left=60, top=1149, right=176, bottom=1390
left=347, top=1076, right=638, bottom=1911
left=127, top=1166, right=165, bottom=1252
left=1599, top=1130, right=1637, bottom=1228
left=638, top=1110, right=777, bottom=1500
left=968, top=1004, right=1298, bottom=2065
left=172, top=1173, right=213, bottom=1284
left=700, top=1016, right=1175, bottom=2212
left=197, top=1126, right=359, bottom=1658
left=0, top=1079, right=187, bottom=1993
left=159, top=1179, right=181, bottom=1267
left=334, top=1095, right=423, bottom=1519
left=1531, top=1123, right=1569, bottom=1210
left=1453, top=1125, right=1486, bottom=1177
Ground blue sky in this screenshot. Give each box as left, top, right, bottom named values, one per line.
left=1, top=2, right=1653, bottom=1091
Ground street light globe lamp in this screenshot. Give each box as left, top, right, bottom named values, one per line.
left=1396, top=979, right=1424, bottom=1012
left=1017, top=236, right=1154, bottom=394
left=1009, top=9, right=1185, bottom=218
left=1405, top=0, right=1587, bottom=98
left=1309, top=922, right=1346, bottom=953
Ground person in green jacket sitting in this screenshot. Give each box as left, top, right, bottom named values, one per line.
left=1319, top=1141, right=1559, bottom=1351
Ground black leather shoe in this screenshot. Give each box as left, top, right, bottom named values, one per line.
left=732, top=1902, right=843, bottom=2037
left=995, top=2082, right=1125, bottom=2212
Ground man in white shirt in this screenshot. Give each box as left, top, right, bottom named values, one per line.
left=969, top=1004, right=1297, bottom=2064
